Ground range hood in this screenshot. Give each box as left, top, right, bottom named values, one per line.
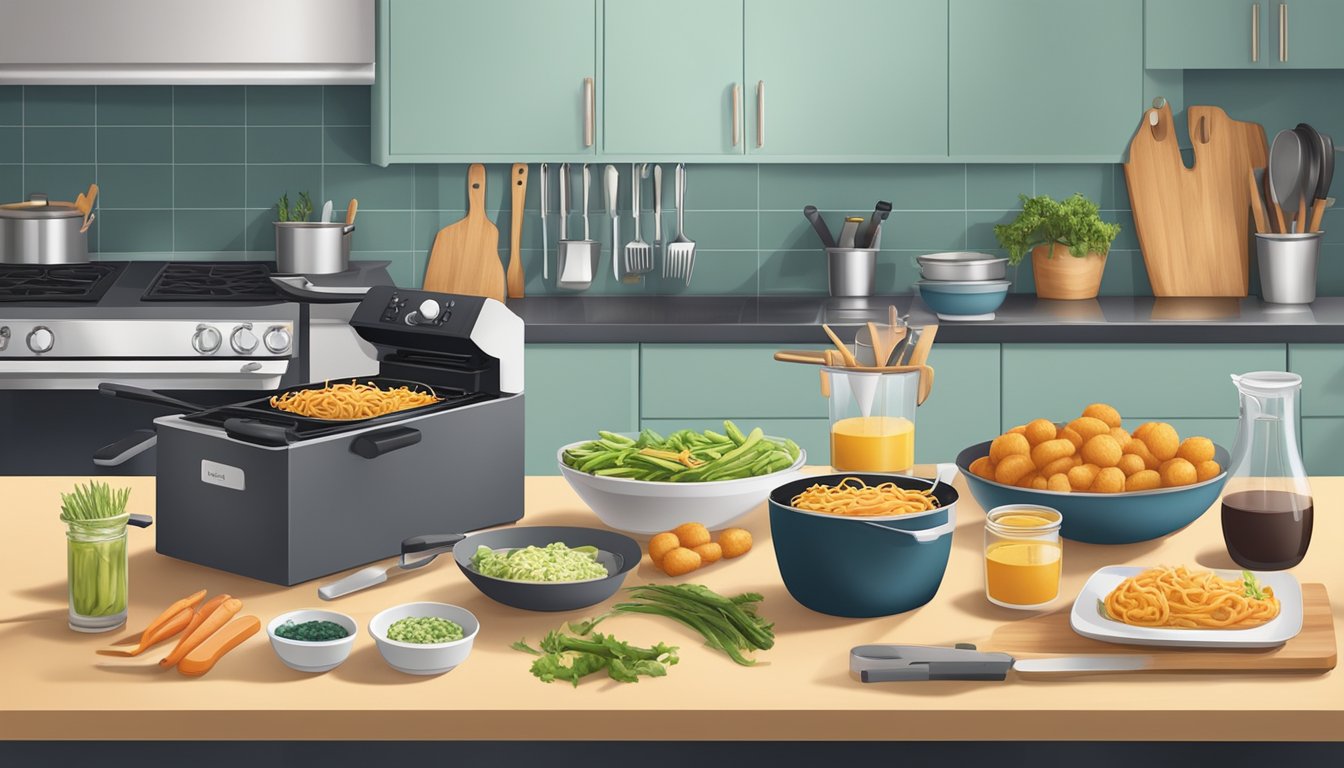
left=0, top=0, right=373, bottom=85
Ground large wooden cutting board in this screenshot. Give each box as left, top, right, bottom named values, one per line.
left=1124, top=104, right=1268, bottom=297
left=423, top=163, right=506, bottom=302
left=984, top=583, right=1336, bottom=674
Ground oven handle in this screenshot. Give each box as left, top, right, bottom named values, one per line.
left=351, top=426, right=422, bottom=459
left=98, top=382, right=206, bottom=413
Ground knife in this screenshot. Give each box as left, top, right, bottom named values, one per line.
left=851, top=644, right=1156, bottom=682
left=317, top=534, right=463, bottom=600
left=540, top=163, right=549, bottom=281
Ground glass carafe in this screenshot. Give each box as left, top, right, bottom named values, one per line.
left=826, top=368, right=919, bottom=472
left=1221, top=371, right=1313, bottom=570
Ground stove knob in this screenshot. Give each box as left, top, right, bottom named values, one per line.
left=418, top=299, right=441, bottom=321
left=26, top=326, right=54, bottom=354
left=230, top=325, right=258, bottom=354
left=263, top=325, right=292, bottom=354
left=192, top=324, right=222, bottom=355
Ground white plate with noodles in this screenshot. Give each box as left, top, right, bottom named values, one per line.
left=1070, top=565, right=1303, bottom=649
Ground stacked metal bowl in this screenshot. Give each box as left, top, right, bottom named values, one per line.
left=915, top=252, right=1011, bottom=321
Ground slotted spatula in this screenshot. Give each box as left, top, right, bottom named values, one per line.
left=623, top=163, right=653, bottom=280
left=666, top=163, right=696, bottom=286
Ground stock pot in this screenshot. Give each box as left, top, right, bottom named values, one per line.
left=0, top=194, right=90, bottom=264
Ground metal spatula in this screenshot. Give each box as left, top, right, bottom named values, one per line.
left=623, top=163, right=653, bottom=280
left=665, top=163, right=696, bottom=285
left=318, top=534, right=463, bottom=600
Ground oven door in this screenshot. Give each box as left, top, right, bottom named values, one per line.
left=0, top=359, right=289, bottom=390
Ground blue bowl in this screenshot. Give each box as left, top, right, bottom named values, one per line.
left=916, top=280, right=1010, bottom=319
left=769, top=472, right=958, bottom=618
left=955, top=441, right=1230, bottom=544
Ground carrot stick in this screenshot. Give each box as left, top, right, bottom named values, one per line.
left=159, top=597, right=242, bottom=669
left=97, top=607, right=194, bottom=657
left=136, top=589, right=207, bottom=649
left=163, top=594, right=232, bottom=662
left=177, top=616, right=261, bottom=677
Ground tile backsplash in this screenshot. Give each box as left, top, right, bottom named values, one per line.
left=1, top=76, right=1341, bottom=296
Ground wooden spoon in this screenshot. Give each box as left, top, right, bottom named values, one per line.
left=345, top=198, right=359, bottom=225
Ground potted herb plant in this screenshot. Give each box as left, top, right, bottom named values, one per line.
left=994, top=193, right=1121, bottom=300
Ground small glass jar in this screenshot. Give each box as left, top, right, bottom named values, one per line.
left=65, top=514, right=131, bottom=632
left=984, top=505, right=1063, bottom=610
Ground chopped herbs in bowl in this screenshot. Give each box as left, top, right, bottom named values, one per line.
left=274, top=620, right=350, bottom=642
left=470, top=542, right=610, bottom=583
left=266, top=609, right=358, bottom=673
left=369, top=602, right=480, bottom=676
left=385, top=616, right=464, bottom=645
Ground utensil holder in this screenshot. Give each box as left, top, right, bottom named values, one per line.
left=827, top=247, right=877, bottom=297
left=275, top=222, right=354, bottom=275
left=1256, top=232, right=1320, bottom=305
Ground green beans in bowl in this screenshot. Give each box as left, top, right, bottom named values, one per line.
left=558, top=422, right=807, bottom=535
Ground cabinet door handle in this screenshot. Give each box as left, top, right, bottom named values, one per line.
left=756, top=80, right=765, bottom=148
left=731, top=83, right=742, bottom=146
left=1279, top=3, right=1287, bottom=62
left=1251, top=3, right=1259, bottom=63
left=583, top=77, right=594, bottom=147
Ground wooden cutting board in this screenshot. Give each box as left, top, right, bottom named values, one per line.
left=423, top=163, right=506, bottom=302
left=1124, top=104, right=1267, bottom=297
left=984, top=583, right=1336, bottom=674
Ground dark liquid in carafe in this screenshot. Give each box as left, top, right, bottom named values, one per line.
left=1221, top=490, right=1313, bottom=570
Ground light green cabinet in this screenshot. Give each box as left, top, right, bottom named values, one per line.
left=1274, top=0, right=1344, bottom=68
left=602, top=0, right=744, bottom=156
left=1289, top=344, right=1344, bottom=417
left=948, top=0, right=1143, bottom=160
left=1146, top=0, right=1266, bottom=69
left=743, top=0, right=948, bottom=159
left=1001, top=343, right=1286, bottom=426
left=1300, top=418, right=1344, bottom=475
left=915, top=343, right=1000, bottom=463
left=641, top=344, right=829, bottom=419
left=524, top=344, right=638, bottom=475
left=374, top=0, right=596, bottom=163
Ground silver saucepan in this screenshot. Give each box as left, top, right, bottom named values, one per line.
left=0, top=194, right=91, bottom=264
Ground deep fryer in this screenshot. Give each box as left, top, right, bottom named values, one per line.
left=101, top=286, right=525, bottom=585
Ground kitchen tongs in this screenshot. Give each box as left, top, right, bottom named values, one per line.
left=851, top=644, right=1015, bottom=682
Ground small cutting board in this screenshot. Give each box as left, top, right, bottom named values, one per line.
left=423, top=163, right=506, bottom=302
left=984, top=583, right=1335, bottom=674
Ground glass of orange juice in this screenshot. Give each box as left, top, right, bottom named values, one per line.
left=826, top=369, right=918, bottom=472
left=983, top=505, right=1063, bottom=610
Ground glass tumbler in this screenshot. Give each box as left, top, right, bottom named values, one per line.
left=984, top=505, right=1063, bottom=610
left=64, top=513, right=151, bottom=632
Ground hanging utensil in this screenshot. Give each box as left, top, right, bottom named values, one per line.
left=666, top=163, right=696, bottom=286
left=539, top=163, right=550, bottom=281
left=507, top=163, right=528, bottom=299
left=803, top=205, right=836, bottom=248
left=605, top=164, right=620, bottom=281
left=1270, top=129, right=1307, bottom=233
left=318, top=535, right=464, bottom=600
left=624, top=163, right=653, bottom=279
left=653, top=165, right=665, bottom=277
left=556, top=163, right=594, bottom=291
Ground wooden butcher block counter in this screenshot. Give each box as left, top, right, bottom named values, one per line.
left=0, top=472, right=1340, bottom=742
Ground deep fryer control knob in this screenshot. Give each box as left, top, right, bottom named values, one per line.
left=192, top=324, right=222, bottom=355
left=263, top=325, right=292, bottom=354
left=26, top=326, right=54, bottom=354
left=418, top=299, right=441, bottom=321
left=230, top=324, right=258, bottom=354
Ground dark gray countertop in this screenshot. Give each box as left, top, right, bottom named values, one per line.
left=511, top=295, right=1344, bottom=344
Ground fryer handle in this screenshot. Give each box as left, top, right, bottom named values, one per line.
left=222, top=418, right=296, bottom=446
left=402, top=533, right=464, bottom=554
left=98, top=382, right=204, bottom=413
left=351, top=426, right=421, bottom=459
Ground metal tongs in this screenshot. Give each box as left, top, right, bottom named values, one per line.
left=318, top=534, right=463, bottom=600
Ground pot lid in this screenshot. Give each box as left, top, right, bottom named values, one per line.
left=0, top=195, right=84, bottom=220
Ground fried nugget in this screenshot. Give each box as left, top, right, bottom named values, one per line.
left=1090, top=466, right=1126, bottom=493
left=1125, top=469, right=1162, bottom=492
left=1082, top=403, right=1123, bottom=428
left=1068, top=416, right=1111, bottom=442
left=1081, top=434, right=1123, bottom=468
left=995, top=454, right=1035, bottom=485
left=1142, top=422, right=1180, bottom=462
left=1160, top=457, right=1198, bottom=487
left=1176, top=436, right=1216, bottom=465
left=990, top=432, right=1031, bottom=464
left=1024, top=418, right=1058, bottom=446
left=1030, top=438, right=1076, bottom=469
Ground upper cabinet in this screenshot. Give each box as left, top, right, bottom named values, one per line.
left=948, top=0, right=1143, bottom=161
left=373, top=0, right=597, bottom=164
left=743, top=0, right=948, bottom=159
left=602, top=0, right=743, bottom=156
left=1146, top=0, right=1344, bottom=70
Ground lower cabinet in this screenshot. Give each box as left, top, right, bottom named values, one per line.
left=524, top=344, right=639, bottom=475
left=1300, top=418, right=1344, bottom=476
left=915, top=343, right=1001, bottom=464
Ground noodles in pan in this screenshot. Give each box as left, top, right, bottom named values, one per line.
left=268, top=380, right=442, bottom=420
left=790, top=476, right=939, bottom=517
left=1103, top=565, right=1280, bottom=629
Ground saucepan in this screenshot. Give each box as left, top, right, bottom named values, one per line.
left=274, top=221, right=355, bottom=275
left=317, top=526, right=642, bottom=612
left=1, top=193, right=93, bottom=264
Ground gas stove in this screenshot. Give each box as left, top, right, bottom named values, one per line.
left=0, top=261, right=299, bottom=390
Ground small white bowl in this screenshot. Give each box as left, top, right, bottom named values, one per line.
left=557, top=438, right=806, bottom=535
left=267, top=609, right=357, bottom=673
left=369, top=602, right=479, bottom=676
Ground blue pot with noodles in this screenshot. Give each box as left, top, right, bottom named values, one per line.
left=768, top=465, right=958, bottom=618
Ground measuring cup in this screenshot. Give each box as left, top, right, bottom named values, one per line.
left=826, top=368, right=919, bottom=472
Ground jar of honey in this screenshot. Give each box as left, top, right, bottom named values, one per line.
left=983, top=505, right=1062, bottom=610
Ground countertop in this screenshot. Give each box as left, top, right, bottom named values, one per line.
left=511, top=295, right=1344, bottom=344
left=1, top=473, right=1340, bottom=742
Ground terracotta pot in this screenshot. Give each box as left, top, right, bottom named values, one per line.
left=1030, top=243, right=1106, bottom=300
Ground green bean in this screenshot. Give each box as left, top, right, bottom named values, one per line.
left=563, top=421, right=800, bottom=483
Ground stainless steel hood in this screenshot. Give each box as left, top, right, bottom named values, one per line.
left=0, top=0, right=374, bottom=85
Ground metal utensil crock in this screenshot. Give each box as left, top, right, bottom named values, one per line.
left=1256, top=232, right=1320, bottom=304
left=274, top=221, right=354, bottom=274
left=0, top=194, right=89, bottom=264
left=827, top=247, right=877, bottom=297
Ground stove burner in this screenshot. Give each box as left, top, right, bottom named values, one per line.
left=143, top=262, right=282, bottom=302
left=0, top=263, right=123, bottom=302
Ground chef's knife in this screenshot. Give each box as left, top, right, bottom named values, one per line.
left=851, top=644, right=1157, bottom=682
left=318, top=534, right=463, bottom=600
